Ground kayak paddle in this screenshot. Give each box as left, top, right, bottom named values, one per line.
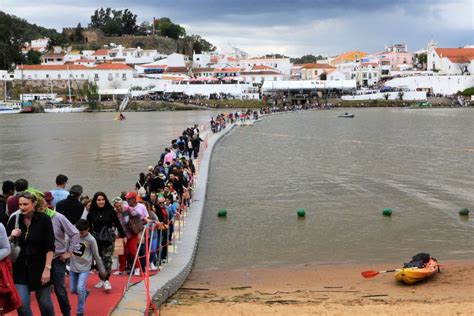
left=361, top=269, right=402, bottom=278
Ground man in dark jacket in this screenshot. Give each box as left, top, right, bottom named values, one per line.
left=55, top=185, right=84, bottom=225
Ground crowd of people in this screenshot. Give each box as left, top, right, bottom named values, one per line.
left=0, top=120, right=222, bottom=316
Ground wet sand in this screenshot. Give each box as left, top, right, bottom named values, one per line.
left=160, top=260, right=474, bottom=315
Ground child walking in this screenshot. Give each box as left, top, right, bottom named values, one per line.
left=70, top=219, right=106, bottom=316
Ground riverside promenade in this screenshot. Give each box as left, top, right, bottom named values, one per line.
left=112, top=122, right=237, bottom=315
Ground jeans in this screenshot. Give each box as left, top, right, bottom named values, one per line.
left=52, top=257, right=71, bottom=316
left=69, top=271, right=90, bottom=314
left=15, top=284, right=55, bottom=316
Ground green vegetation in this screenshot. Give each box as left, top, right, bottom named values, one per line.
left=25, top=49, right=41, bottom=65
left=189, top=35, right=216, bottom=53
left=0, top=11, right=68, bottom=70
left=89, top=8, right=138, bottom=36
left=291, top=54, right=325, bottom=64
left=460, top=87, right=474, bottom=96
left=154, top=17, right=185, bottom=39
left=86, top=82, right=100, bottom=108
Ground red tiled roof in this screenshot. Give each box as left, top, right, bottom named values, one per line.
left=213, top=67, right=242, bottom=73
left=192, top=68, right=214, bottom=73
left=92, top=49, right=109, bottom=56
left=164, top=67, right=188, bottom=73
left=241, top=71, right=283, bottom=75
left=141, top=64, right=167, bottom=69
left=227, top=57, right=238, bottom=62
left=300, top=63, right=335, bottom=69
left=435, top=48, right=474, bottom=63
left=251, top=65, right=276, bottom=71
left=361, top=62, right=379, bottom=68
left=19, top=64, right=132, bottom=71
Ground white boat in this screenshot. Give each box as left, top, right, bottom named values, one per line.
left=44, top=105, right=87, bottom=113
left=0, top=103, right=21, bottom=114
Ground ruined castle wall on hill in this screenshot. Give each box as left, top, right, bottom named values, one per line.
left=63, top=28, right=194, bottom=55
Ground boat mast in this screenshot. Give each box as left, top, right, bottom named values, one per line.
left=67, top=65, right=72, bottom=103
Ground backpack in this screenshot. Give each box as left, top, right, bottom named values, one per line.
left=137, top=182, right=146, bottom=197
left=403, top=253, right=431, bottom=268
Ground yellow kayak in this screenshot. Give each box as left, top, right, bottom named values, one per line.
left=394, top=258, right=440, bottom=284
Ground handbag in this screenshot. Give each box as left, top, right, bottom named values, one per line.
left=9, top=214, right=21, bottom=263
left=93, top=226, right=114, bottom=244
left=113, top=238, right=124, bottom=256
left=128, top=215, right=144, bottom=234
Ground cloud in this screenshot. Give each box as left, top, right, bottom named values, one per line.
left=1, top=0, right=472, bottom=56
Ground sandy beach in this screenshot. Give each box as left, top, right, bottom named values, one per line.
left=160, top=260, right=474, bottom=315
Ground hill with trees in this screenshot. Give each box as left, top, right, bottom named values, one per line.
left=0, top=10, right=69, bottom=70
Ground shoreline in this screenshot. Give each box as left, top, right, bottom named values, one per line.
left=161, top=259, right=474, bottom=315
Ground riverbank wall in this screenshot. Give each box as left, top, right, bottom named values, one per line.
left=112, top=123, right=236, bottom=315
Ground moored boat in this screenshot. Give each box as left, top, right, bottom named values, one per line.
left=394, top=257, right=440, bottom=284
left=44, top=104, right=87, bottom=113
left=0, top=103, right=21, bottom=114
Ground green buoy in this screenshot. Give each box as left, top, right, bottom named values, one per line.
left=382, top=208, right=392, bottom=216
left=217, top=209, right=227, bottom=217
left=297, top=208, right=305, bottom=218
left=459, top=208, right=469, bottom=216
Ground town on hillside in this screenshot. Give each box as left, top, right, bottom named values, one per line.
left=1, top=19, right=473, bottom=112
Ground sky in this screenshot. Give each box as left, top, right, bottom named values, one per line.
left=1, top=0, right=473, bottom=57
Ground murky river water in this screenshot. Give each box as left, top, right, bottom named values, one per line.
left=1, top=109, right=473, bottom=269
left=0, top=111, right=216, bottom=198
left=195, top=108, right=474, bottom=269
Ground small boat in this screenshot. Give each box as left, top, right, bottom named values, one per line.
left=338, top=112, right=354, bottom=118
left=394, top=258, right=440, bottom=284
left=44, top=104, right=87, bottom=113
left=0, top=103, right=21, bottom=114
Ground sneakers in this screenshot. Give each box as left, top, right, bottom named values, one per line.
left=94, top=280, right=104, bottom=289
left=150, top=263, right=158, bottom=271
left=112, top=271, right=124, bottom=276
left=104, top=280, right=112, bottom=292
left=134, top=268, right=141, bottom=276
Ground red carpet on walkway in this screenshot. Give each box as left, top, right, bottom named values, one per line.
left=6, top=273, right=145, bottom=316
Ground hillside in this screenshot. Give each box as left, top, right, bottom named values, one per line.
left=0, top=11, right=66, bottom=70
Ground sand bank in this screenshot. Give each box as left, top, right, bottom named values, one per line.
left=161, top=260, right=474, bottom=315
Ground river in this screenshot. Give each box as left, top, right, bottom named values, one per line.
left=1, top=108, right=473, bottom=268
left=195, top=108, right=474, bottom=269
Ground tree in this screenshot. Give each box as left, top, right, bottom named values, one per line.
left=154, top=17, right=186, bottom=39
left=0, top=11, right=65, bottom=70
left=190, top=35, right=215, bottom=53
left=121, top=9, right=138, bottom=35
left=398, top=91, right=404, bottom=100
left=86, top=82, right=100, bottom=107
left=417, top=53, right=427, bottom=66
left=88, top=7, right=138, bottom=36
left=291, top=54, right=325, bottom=64
left=383, top=93, right=390, bottom=100
left=73, top=23, right=84, bottom=43
left=47, top=33, right=70, bottom=50
left=25, top=49, right=41, bottom=64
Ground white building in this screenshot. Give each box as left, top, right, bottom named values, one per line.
left=428, top=48, right=474, bottom=75
left=41, top=52, right=66, bottom=65
left=240, top=65, right=284, bottom=83
left=385, top=75, right=474, bottom=95
left=108, top=45, right=166, bottom=65
left=22, top=37, right=49, bottom=54
left=239, top=56, right=292, bottom=76
left=15, top=64, right=134, bottom=94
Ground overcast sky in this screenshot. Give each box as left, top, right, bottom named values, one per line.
left=1, top=0, right=473, bottom=57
